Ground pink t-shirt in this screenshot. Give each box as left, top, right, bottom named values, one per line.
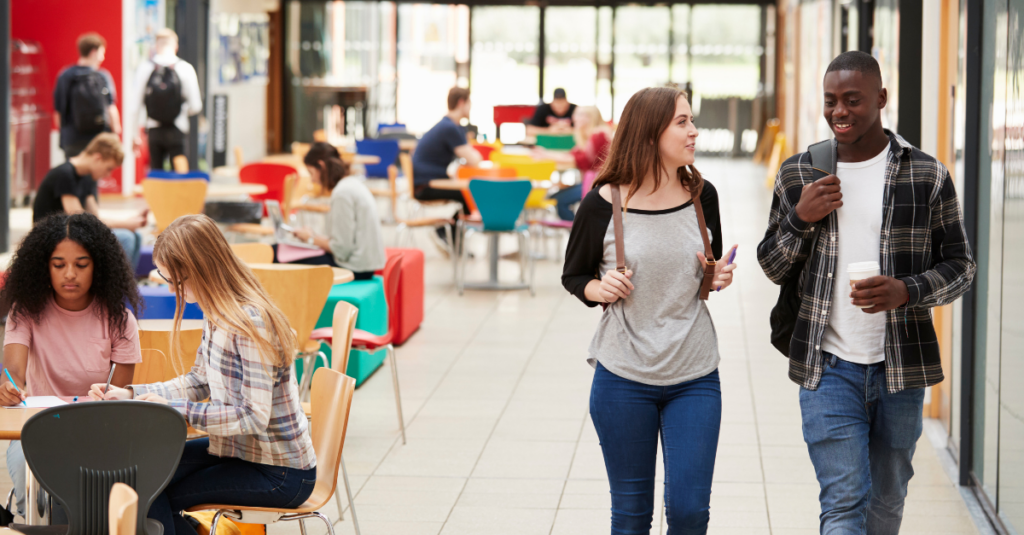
left=3, top=298, right=142, bottom=397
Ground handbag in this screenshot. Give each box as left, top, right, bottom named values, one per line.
left=609, top=183, right=717, bottom=301
left=768, top=139, right=835, bottom=357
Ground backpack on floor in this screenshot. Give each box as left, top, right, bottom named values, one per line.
left=69, top=70, right=110, bottom=135
left=144, top=62, right=184, bottom=126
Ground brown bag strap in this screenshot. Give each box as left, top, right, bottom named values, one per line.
left=610, top=185, right=626, bottom=273
left=691, top=190, right=717, bottom=300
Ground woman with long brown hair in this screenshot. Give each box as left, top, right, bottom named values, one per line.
left=90, top=214, right=315, bottom=535
left=562, top=87, right=737, bottom=534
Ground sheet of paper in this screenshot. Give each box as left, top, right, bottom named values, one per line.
left=3, top=396, right=69, bottom=409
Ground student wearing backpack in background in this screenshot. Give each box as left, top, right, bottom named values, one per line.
left=53, top=33, right=121, bottom=159
left=131, top=29, right=202, bottom=171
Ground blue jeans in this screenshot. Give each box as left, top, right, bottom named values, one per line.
left=111, top=228, right=143, bottom=272
left=551, top=183, right=582, bottom=221
left=149, top=438, right=317, bottom=535
left=590, top=362, right=721, bottom=535
left=800, top=353, right=925, bottom=535
left=6, top=441, right=68, bottom=523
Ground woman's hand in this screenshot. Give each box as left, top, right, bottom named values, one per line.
left=0, top=382, right=25, bottom=406
left=135, top=393, right=169, bottom=405
left=292, top=227, right=313, bottom=241
left=597, top=269, right=633, bottom=303
left=698, top=244, right=738, bottom=292
left=88, top=384, right=133, bottom=401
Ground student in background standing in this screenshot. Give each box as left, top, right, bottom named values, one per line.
left=53, top=33, right=121, bottom=158
left=130, top=29, right=203, bottom=170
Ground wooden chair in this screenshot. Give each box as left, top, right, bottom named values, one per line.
left=109, top=483, right=138, bottom=535
left=230, top=243, right=275, bottom=264
left=141, top=178, right=208, bottom=233
left=186, top=368, right=356, bottom=535
left=249, top=264, right=335, bottom=397
left=136, top=320, right=205, bottom=383
left=172, top=155, right=190, bottom=173
left=365, top=164, right=398, bottom=223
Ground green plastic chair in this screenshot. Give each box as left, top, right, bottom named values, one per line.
left=535, top=134, right=575, bottom=150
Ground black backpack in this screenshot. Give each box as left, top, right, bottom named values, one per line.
left=68, top=70, right=109, bottom=135
left=144, top=62, right=184, bottom=126
left=769, top=139, right=835, bottom=357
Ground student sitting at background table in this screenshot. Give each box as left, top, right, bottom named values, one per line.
left=90, top=214, right=316, bottom=535
left=277, top=142, right=386, bottom=280
left=532, top=105, right=614, bottom=221
left=0, top=212, right=142, bottom=521
left=526, top=87, right=577, bottom=137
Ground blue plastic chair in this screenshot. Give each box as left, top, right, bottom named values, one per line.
left=355, top=139, right=401, bottom=179
left=377, top=123, right=407, bottom=135
left=147, top=170, right=211, bottom=182
left=457, top=179, right=534, bottom=295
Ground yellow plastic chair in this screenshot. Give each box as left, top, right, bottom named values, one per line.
left=489, top=151, right=535, bottom=167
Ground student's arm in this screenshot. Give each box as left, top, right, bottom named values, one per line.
left=53, top=112, right=62, bottom=130
left=900, top=169, right=978, bottom=307
left=110, top=364, right=136, bottom=388
left=170, top=327, right=275, bottom=436
left=562, top=187, right=616, bottom=307
left=84, top=195, right=146, bottom=230
left=180, top=63, right=203, bottom=116
left=756, top=155, right=819, bottom=285
left=0, top=344, right=28, bottom=406
left=454, top=144, right=482, bottom=167
left=327, top=191, right=357, bottom=262
left=63, top=195, right=87, bottom=214
left=108, top=105, right=122, bottom=136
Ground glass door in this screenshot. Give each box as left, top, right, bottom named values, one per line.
left=470, top=5, right=540, bottom=140
left=543, top=7, right=597, bottom=105
left=612, top=5, right=670, bottom=121
left=396, top=3, right=469, bottom=134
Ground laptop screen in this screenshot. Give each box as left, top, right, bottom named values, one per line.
left=265, top=200, right=283, bottom=228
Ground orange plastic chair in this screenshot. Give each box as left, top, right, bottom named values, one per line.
left=239, top=163, right=297, bottom=216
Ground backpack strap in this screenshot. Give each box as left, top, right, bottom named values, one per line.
left=691, top=188, right=716, bottom=300
left=807, top=139, right=836, bottom=180
left=610, top=185, right=626, bottom=274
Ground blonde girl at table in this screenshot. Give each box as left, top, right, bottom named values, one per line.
left=90, top=214, right=316, bottom=535
left=532, top=105, right=614, bottom=221
left=0, top=213, right=143, bottom=520
left=274, top=142, right=386, bottom=281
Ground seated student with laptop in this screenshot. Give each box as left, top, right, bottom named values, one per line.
left=276, top=142, right=386, bottom=280
left=0, top=213, right=143, bottom=521
left=90, top=214, right=316, bottom=535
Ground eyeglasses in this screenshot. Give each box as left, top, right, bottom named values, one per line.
left=156, top=269, right=187, bottom=287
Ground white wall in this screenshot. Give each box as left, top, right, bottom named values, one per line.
left=920, top=1, right=941, bottom=156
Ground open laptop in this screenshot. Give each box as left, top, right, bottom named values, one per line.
left=266, top=200, right=321, bottom=250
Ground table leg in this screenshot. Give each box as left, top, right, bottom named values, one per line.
left=488, top=234, right=500, bottom=283
left=24, top=462, right=40, bottom=525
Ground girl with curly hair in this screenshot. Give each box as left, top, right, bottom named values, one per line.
left=0, top=212, right=143, bottom=519
left=90, top=215, right=315, bottom=535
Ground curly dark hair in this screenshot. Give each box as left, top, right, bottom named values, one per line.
left=0, top=213, right=143, bottom=341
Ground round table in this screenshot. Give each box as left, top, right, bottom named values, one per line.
left=133, top=183, right=268, bottom=198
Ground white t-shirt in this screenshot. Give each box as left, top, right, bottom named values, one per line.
left=821, top=146, right=889, bottom=365
left=131, top=52, right=203, bottom=134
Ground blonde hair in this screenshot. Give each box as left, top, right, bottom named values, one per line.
left=155, top=29, right=178, bottom=50
left=83, top=133, right=125, bottom=165
left=154, top=215, right=296, bottom=373
left=574, top=106, right=612, bottom=147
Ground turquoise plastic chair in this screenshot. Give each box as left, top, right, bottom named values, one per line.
left=457, top=179, right=535, bottom=295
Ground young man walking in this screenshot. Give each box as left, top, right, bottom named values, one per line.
left=130, top=29, right=202, bottom=170
left=33, top=133, right=147, bottom=271
left=757, top=51, right=976, bottom=534
left=53, top=33, right=122, bottom=158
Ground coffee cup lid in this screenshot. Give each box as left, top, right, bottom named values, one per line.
left=848, top=261, right=880, bottom=272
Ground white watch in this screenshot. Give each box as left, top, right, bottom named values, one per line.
left=306, top=236, right=314, bottom=245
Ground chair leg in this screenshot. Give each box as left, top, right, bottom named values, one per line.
left=211, top=511, right=225, bottom=535
left=443, top=223, right=457, bottom=285
left=457, top=223, right=469, bottom=296
left=388, top=345, right=406, bottom=444
left=314, top=511, right=336, bottom=535
left=341, top=456, right=362, bottom=535
left=298, top=518, right=308, bottom=535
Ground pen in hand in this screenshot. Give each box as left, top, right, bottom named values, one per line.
left=3, top=368, right=26, bottom=406
left=102, top=363, right=117, bottom=396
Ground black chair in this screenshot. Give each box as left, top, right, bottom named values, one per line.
left=15, top=401, right=187, bottom=535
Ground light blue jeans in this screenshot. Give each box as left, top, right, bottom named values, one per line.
left=5, top=441, right=66, bottom=522
left=799, top=353, right=925, bottom=535
left=111, top=228, right=143, bottom=273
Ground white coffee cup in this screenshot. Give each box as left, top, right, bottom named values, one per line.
left=848, top=261, right=881, bottom=309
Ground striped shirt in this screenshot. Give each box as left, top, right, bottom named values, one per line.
left=132, top=307, right=316, bottom=470
left=757, top=131, right=976, bottom=393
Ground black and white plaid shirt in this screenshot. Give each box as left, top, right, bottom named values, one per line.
left=757, top=131, right=976, bottom=393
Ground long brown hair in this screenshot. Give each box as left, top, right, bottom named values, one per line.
left=303, top=142, right=350, bottom=192
left=154, top=215, right=297, bottom=372
left=593, top=87, right=703, bottom=209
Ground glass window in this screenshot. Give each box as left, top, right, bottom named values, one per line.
left=596, top=6, right=613, bottom=120
left=613, top=6, right=670, bottom=121
left=544, top=7, right=597, bottom=105
left=671, top=5, right=690, bottom=88
left=396, top=4, right=469, bottom=134
left=470, top=6, right=540, bottom=141
left=690, top=5, right=762, bottom=99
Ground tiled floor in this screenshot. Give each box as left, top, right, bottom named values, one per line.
left=0, top=158, right=986, bottom=534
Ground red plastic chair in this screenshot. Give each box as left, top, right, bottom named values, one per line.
left=309, top=253, right=407, bottom=444
left=239, top=163, right=296, bottom=216
left=472, top=144, right=495, bottom=160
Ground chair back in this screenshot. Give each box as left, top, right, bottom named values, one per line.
left=305, top=368, right=356, bottom=510
left=355, top=139, right=401, bottom=179
left=21, top=402, right=187, bottom=535
left=230, top=242, right=275, bottom=264
left=582, top=170, right=597, bottom=194
left=381, top=253, right=404, bottom=339
left=141, top=178, right=208, bottom=233
left=468, top=180, right=531, bottom=232
left=456, top=166, right=517, bottom=180
left=239, top=163, right=298, bottom=212
left=377, top=123, right=407, bottom=135
left=250, top=264, right=335, bottom=348
left=135, top=320, right=205, bottom=383
left=508, top=160, right=557, bottom=183
left=535, top=134, right=575, bottom=150
left=330, top=301, right=359, bottom=373
left=471, top=144, right=495, bottom=160
left=492, top=105, right=536, bottom=128
left=109, top=483, right=138, bottom=535
left=489, top=152, right=534, bottom=167
left=146, top=170, right=211, bottom=182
